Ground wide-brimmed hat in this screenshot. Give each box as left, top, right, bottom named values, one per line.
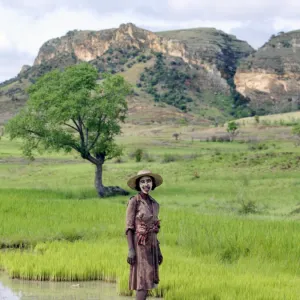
left=127, top=170, right=163, bottom=190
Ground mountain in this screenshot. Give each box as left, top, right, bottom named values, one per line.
left=0, top=23, right=254, bottom=125
left=235, top=30, right=300, bottom=114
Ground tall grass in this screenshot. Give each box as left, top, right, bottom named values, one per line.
left=0, top=189, right=300, bottom=299
left=1, top=134, right=300, bottom=299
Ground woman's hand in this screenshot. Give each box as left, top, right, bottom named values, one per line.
left=127, top=247, right=136, bottom=265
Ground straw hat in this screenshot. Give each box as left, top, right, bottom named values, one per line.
left=127, top=170, right=163, bottom=190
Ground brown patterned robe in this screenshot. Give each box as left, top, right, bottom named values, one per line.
left=125, top=193, right=160, bottom=291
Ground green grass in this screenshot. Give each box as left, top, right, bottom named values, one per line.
left=1, top=128, right=300, bottom=299
left=236, top=111, right=300, bottom=127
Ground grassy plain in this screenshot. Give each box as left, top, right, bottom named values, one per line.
left=1, top=123, right=300, bottom=299
left=236, top=111, right=300, bottom=127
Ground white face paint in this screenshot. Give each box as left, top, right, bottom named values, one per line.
left=139, top=176, right=153, bottom=194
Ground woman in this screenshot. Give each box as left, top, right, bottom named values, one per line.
left=125, top=170, right=163, bottom=300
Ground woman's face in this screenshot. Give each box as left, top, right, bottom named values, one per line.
left=139, top=176, right=153, bottom=194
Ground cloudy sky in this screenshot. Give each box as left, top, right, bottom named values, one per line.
left=1, top=0, right=300, bottom=83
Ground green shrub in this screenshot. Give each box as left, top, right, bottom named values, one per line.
left=217, top=135, right=231, bottom=142
left=211, top=136, right=217, bottom=142
left=193, top=170, right=200, bottom=179
left=238, top=200, right=258, bottom=214
left=142, top=152, right=155, bottom=162
left=114, top=156, right=125, bottom=163
left=129, top=148, right=143, bottom=162
left=162, top=153, right=180, bottom=163
left=248, top=142, right=269, bottom=151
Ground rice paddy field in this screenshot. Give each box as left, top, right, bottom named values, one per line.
left=1, top=123, right=300, bottom=299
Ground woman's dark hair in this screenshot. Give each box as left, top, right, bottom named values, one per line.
left=135, top=176, right=157, bottom=191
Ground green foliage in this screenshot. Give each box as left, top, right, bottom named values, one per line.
left=227, top=121, right=239, bottom=131
left=5, top=63, right=131, bottom=162
left=133, top=148, right=143, bottom=162
left=208, top=135, right=231, bottom=142
left=162, top=153, right=180, bottom=163
left=90, top=47, right=142, bottom=75
left=238, top=200, right=258, bottom=215
left=106, top=48, right=114, bottom=55
left=139, top=53, right=195, bottom=111
left=172, top=132, right=180, bottom=140
left=129, top=148, right=154, bottom=162
left=248, top=142, right=269, bottom=151
left=126, top=62, right=134, bottom=68
left=227, top=121, right=239, bottom=141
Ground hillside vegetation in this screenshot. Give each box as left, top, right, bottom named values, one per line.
left=235, top=30, right=300, bottom=114
left=0, top=25, right=255, bottom=126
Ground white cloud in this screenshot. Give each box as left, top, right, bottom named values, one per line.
left=273, top=17, right=300, bottom=32
left=1, top=0, right=300, bottom=82
left=0, top=32, right=11, bottom=50
left=0, top=2, right=245, bottom=59
left=167, top=0, right=277, bottom=17
left=0, top=4, right=119, bottom=56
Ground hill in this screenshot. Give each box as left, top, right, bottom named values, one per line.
left=235, top=30, right=300, bottom=115
left=0, top=23, right=254, bottom=125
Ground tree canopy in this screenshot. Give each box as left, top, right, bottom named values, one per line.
left=6, top=63, right=132, bottom=197
left=226, top=121, right=239, bottom=141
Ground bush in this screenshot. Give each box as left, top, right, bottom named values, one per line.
left=248, top=142, right=269, bottom=151
left=119, top=58, right=128, bottom=65
left=130, top=148, right=143, bottom=162
left=217, top=135, right=231, bottom=142
left=114, top=156, right=124, bottom=163
left=219, top=245, right=242, bottom=264
left=227, top=121, right=239, bottom=141
left=143, top=152, right=155, bottom=162
left=193, top=170, right=200, bottom=179
left=162, top=153, right=180, bottom=163
left=126, top=62, right=134, bottom=68
left=106, top=48, right=113, bottom=54
left=238, top=200, right=258, bottom=214
left=183, top=153, right=199, bottom=160
left=211, top=136, right=217, bottom=142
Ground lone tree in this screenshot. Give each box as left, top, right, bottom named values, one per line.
left=172, top=133, right=180, bottom=141
left=5, top=63, right=131, bottom=197
left=227, top=121, right=239, bottom=142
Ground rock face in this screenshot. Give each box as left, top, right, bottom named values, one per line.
left=34, top=23, right=189, bottom=65
left=157, top=27, right=254, bottom=79
left=0, top=23, right=255, bottom=125
left=235, top=30, right=300, bottom=113
left=34, top=23, right=253, bottom=94
left=19, top=65, right=31, bottom=75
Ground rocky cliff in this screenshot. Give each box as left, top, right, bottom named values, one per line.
left=34, top=23, right=253, bottom=94
left=0, top=23, right=255, bottom=125
left=235, top=30, right=300, bottom=114
left=34, top=23, right=188, bottom=65
left=157, top=27, right=254, bottom=80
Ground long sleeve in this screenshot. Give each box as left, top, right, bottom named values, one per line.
left=125, top=196, right=137, bottom=235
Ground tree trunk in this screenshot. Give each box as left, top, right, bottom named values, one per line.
left=94, top=162, right=129, bottom=198
left=95, top=163, right=105, bottom=197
